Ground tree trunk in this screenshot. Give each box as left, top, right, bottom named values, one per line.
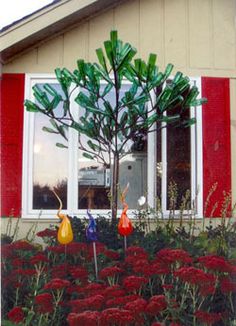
left=111, top=152, right=119, bottom=221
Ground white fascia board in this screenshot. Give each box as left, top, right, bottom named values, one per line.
left=0, top=0, right=97, bottom=50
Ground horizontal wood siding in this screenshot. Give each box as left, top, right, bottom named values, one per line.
left=3, top=0, right=235, bottom=76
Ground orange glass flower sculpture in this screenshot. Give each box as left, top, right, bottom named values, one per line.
left=53, top=190, right=73, bottom=245
left=118, top=183, right=133, bottom=236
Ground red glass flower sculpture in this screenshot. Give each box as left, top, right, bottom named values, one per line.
left=118, top=184, right=133, bottom=236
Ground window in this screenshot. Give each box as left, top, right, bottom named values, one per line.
left=22, top=74, right=202, bottom=219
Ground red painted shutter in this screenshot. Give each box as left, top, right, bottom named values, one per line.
left=202, top=77, right=231, bottom=217
left=0, top=73, right=25, bottom=217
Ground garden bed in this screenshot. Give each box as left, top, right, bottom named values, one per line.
left=1, top=216, right=236, bottom=325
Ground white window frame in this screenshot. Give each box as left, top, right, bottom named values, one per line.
left=148, top=78, right=203, bottom=218
left=22, top=74, right=203, bottom=219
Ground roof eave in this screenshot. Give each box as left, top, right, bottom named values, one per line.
left=0, top=0, right=123, bottom=64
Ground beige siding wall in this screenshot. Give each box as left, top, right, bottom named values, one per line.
left=2, top=0, right=236, bottom=203
left=3, top=0, right=236, bottom=76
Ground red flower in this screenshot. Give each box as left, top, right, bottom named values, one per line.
left=195, top=310, right=222, bottom=325
left=36, top=228, right=57, bottom=238
left=67, top=311, right=100, bottom=326
left=198, top=255, right=233, bottom=273
left=11, top=240, right=35, bottom=251
left=162, top=284, right=174, bottom=291
left=104, top=250, right=120, bottom=261
left=145, top=295, right=167, bottom=316
left=47, top=245, right=66, bottom=254
left=66, top=242, right=88, bottom=255
left=220, top=276, right=236, bottom=293
left=69, top=266, right=88, bottom=281
left=126, top=246, right=148, bottom=257
left=99, top=266, right=124, bottom=279
left=151, top=323, right=164, bottom=326
left=67, top=284, right=86, bottom=295
left=174, top=267, right=216, bottom=287
left=103, top=285, right=126, bottom=299
left=17, top=268, right=36, bottom=276
left=7, top=306, right=24, bottom=324
left=51, top=263, right=69, bottom=278
left=35, top=293, right=54, bottom=313
left=106, top=295, right=140, bottom=308
left=1, top=244, right=15, bottom=259
left=123, top=275, right=148, bottom=292
left=12, top=258, right=25, bottom=268
left=69, top=295, right=104, bottom=313
left=44, top=278, right=70, bottom=290
left=124, top=298, right=147, bottom=314
left=132, top=259, right=150, bottom=275
left=100, top=308, right=135, bottom=325
left=199, top=284, right=216, bottom=297
left=149, top=261, right=171, bottom=276
left=84, top=283, right=106, bottom=297
left=30, top=253, right=49, bottom=265
left=89, top=242, right=106, bottom=255
left=156, top=248, right=192, bottom=265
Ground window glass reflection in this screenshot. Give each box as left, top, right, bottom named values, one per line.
left=166, top=109, right=191, bottom=210
left=33, top=84, right=68, bottom=209
left=77, top=84, right=147, bottom=210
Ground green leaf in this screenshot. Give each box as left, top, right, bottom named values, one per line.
left=147, top=53, right=157, bottom=79
left=77, top=60, right=86, bottom=82
left=117, top=45, right=137, bottom=71
left=103, top=101, right=114, bottom=117
left=145, top=113, right=159, bottom=126
left=163, top=63, right=174, bottom=79
left=134, top=58, right=142, bottom=76
left=71, top=121, right=84, bottom=132
left=56, top=143, right=68, bottom=149
left=62, top=68, right=75, bottom=81
left=120, top=111, right=128, bottom=127
left=181, top=117, right=196, bottom=127
left=49, top=118, right=59, bottom=130
left=172, top=72, right=183, bottom=84
left=102, top=83, right=113, bottom=97
left=42, top=126, right=58, bottom=134
left=104, top=40, right=114, bottom=67
left=162, top=95, right=184, bottom=112
left=190, top=98, right=208, bottom=107
left=43, top=83, right=61, bottom=97
left=162, top=115, right=180, bottom=123
left=83, top=152, right=94, bottom=160
left=110, top=30, right=118, bottom=46
left=148, top=53, right=157, bottom=69
left=102, top=125, right=112, bottom=140
left=1, top=320, right=18, bottom=326
left=55, top=68, right=62, bottom=81
left=184, top=86, right=199, bottom=107
left=75, top=92, right=93, bottom=108
left=96, top=48, right=108, bottom=73
left=158, top=88, right=173, bottom=111
left=87, top=140, right=96, bottom=151
left=32, top=85, right=50, bottom=108
left=24, top=100, right=40, bottom=112
left=58, top=125, right=68, bottom=140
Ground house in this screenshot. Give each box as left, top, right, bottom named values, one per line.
left=1, top=0, right=235, bottom=236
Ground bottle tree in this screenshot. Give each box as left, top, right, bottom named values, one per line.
left=25, top=30, right=206, bottom=221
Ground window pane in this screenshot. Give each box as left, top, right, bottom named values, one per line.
left=78, top=141, right=110, bottom=209
left=166, top=109, right=191, bottom=209
left=33, top=84, right=68, bottom=209
left=119, top=151, right=147, bottom=209
left=77, top=84, right=147, bottom=210
left=156, top=125, right=162, bottom=200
